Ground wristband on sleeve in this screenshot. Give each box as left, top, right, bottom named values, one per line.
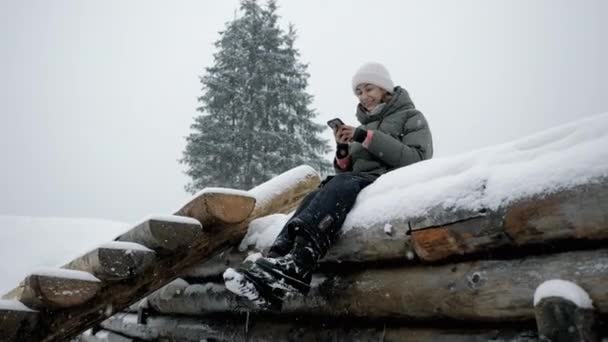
left=353, top=127, right=368, bottom=143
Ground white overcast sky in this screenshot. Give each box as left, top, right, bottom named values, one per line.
left=1, top=0, right=606, bottom=223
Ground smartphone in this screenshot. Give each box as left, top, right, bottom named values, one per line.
left=327, top=118, right=344, bottom=130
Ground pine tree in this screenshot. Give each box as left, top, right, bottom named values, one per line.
left=181, top=0, right=330, bottom=192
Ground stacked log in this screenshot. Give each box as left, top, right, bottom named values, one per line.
left=102, top=177, right=608, bottom=341
left=0, top=300, right=37, bottom=341
left=100, top=313, right=539, bottom=342
left=0, top=165, right=320, bottom=342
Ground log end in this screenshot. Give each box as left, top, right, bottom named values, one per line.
left=96, top=244, right=156, bottom=280
left=21, top=270, right=101, bottom=309
left=0, top=300, right=38, bottom=342
left=175, top=189, right=256, bottom=226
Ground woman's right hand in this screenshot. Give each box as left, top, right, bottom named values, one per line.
left=334, top=125, right=355, bottom=144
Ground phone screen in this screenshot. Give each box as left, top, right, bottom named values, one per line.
left=327, top=118, right=344, bottom=130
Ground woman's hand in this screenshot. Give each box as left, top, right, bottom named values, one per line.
left=334, top=125, right=355, bottom=144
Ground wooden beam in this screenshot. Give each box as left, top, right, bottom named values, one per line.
left=115, top=216, right=203, bottom=253
left=411, top=179, right=608, bottom=261
left=0, top=300, right=38, bottom=342
left=18, top=269, right=101, bottom=309
left=99, top=313, right=539, bottom=342
left=63, top=242, right=156, bottom=281
left=174, top=189, right=256, bottom=226
left=143, top=248, right=608, bottom=322
left=14, top=165, right=319, bottom=342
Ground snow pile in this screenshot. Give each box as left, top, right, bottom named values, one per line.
left=99, top=241, right=153, bottom=252
left=248, top=165, right=318, bottom=209
left=533, top=279, right=593, bottom=308
left=239, top=213, right=291, bottom=251
left=133, top=214, right=201, bottom=227
left=0, top=216, right=128, bottom=294
left=0, top=299, right=36, bottom=312
left=29, top=267, right=101, bottom=282
left=343, top=112, right=608, bottom=230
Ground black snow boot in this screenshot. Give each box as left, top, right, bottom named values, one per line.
left=254, top=235, right=317, bottom=295
left=224, top=219, right=330, bottom=309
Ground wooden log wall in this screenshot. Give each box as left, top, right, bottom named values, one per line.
left=185, top=177, right=608, bottom=281
left=138, top=248, right=608, bottom=322
left=99, top=313, right=539, bottom=342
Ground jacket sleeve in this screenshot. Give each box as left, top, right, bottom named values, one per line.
left=365, top=110, right=433, bottom=168
left=333, top=156, right=352, bottom=173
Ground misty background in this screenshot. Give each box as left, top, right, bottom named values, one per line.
left=1, top=0, right=607, bottom=224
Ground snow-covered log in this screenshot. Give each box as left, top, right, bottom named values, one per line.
left=411, top=178, right=608, bottom=261
left=99, top=313, right=539, bottom=342
left=0, top=300, right=38, bottom=342
left=6, top=165, right=319, bottom=342
left=146, top=248, right=608, bottom=322
left=186, top=176, right=608, bottom=279
left=533, top=280, right=599, bottom=342
left=115, top=216, right=202, bottom=253
left=15, top=269, right=101, bottom=309
left=248, top=165, right=320, bottom=217
left=78, top=329, right=134, bottom=342
left=63, top=242, right=156, bottom=281
left=174, top=188, right=256, bottom=226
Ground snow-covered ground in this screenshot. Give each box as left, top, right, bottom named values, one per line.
left=0, top=216, right=129, bottom=294
left=241, top=112, right=608, bottom=251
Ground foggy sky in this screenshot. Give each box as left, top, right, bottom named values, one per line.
left=1, top=0, right=606, bottom=223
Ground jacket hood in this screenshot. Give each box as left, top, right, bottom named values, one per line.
left=356, top=86, right=415, bottom=125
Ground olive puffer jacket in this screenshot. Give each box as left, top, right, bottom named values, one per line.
left=335, top=86, right=433, bottom=175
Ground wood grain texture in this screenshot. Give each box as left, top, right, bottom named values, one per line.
left=412, top=179, right=608, bottom=261
left=175, top=191, right=256, bottom=226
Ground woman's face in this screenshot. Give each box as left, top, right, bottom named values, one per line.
left=355, top=83, right=387, bottom=112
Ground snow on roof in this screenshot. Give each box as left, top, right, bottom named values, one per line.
left=0, top=299, right=36, bottom=312
left=343, top=112, right=608, bottom=231
left=30, top=267, right=101, bottom=282
left=99, top=241, right=153, bottom=252
left=248, top=165, right=319, bottom=209
left=533, top=279, right=593, bottom=308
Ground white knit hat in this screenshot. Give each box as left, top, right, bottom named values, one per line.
left=351, top=62, right=394, bottom=94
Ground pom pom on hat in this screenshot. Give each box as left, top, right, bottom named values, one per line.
left=351, top=62, right=394, bottom=94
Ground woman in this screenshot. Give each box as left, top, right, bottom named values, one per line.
left=224, top=62, right=433, bottom=309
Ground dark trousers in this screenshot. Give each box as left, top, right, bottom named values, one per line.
left=268, top=172, right=378, bottom=258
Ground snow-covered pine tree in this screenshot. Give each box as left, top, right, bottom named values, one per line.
left=181, top=0, right=330, bottom=192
